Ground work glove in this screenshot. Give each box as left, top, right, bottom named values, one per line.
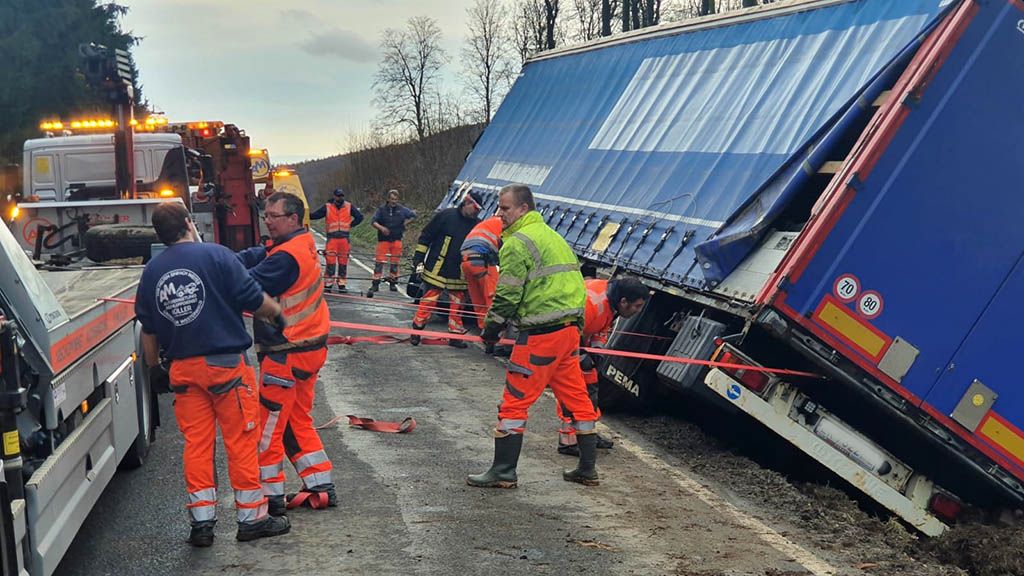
left=406, top=275, right=424, bottom=299
left=148, top=362, right=171, bottom=394
left=481, top=323, right=503, bottom=348
left=274, top=312, right=288, bottom=329
left=415, top=263, right=425, bottom=274
left=579, top=353, right=597, bottom=372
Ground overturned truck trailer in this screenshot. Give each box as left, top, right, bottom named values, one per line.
left=444, top=0, right=1024, bottom=534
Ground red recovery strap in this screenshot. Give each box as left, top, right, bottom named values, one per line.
left=97, top=297, right=819, bottom=378
left=327, top=319, right=822, bottom=379
left=314, top=414, right=417, bottom=433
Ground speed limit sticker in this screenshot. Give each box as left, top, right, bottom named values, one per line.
left=833, top=274, right=861, bottom=303
left=858, top=291, right=884, bottom=319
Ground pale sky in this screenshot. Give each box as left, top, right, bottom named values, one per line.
left=120, top=0, right=474, bottom=164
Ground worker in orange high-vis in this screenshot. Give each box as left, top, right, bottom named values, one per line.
left=135, top=202, right=291, bottom=547
left=237, top=192, right=335, bottom=515
left=470, top=184, right=599, bottom=488
left=310, top=188, right=363, bottom=294
left=460, top=214, right=503, bottom=330
left=368, top=189, right=416, bottom=295
left=556, top=278, right=648, bottom=456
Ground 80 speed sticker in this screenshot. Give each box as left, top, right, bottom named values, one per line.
left=858, top=291, right=884, bottom=319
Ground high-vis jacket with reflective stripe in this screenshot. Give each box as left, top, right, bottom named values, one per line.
left=583, top=278, right=614, bottom=347
left=326, top=202, right=354, bottom=238
left=461, top=216, right=503, bottom=260
left=254, top=231, right=329, bottom=352
left=413, top=207, right=478, bottom=291
left=486, top=210, right=585, bottom=330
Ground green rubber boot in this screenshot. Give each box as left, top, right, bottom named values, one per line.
left=467, top=433, right=523, bottom=489
left=563, top=433, right=599, bottom=486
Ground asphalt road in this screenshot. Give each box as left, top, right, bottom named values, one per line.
left=56, top=253, right=851, bottom=576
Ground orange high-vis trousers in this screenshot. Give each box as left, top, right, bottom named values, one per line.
left=497, top=326, right=598, bottom=435
left=258, top=347, right=333, bottom=497
left=373, top=240, right=402, bottom=282
left=169, top=353, right=267, bottom=525
left=557, top=365, right=601, bottom=446
left=461, top=255, right=498, bottom=331
left=412, top=288, right=467, bottom=333
left=324, top=237, right=351, bottom=288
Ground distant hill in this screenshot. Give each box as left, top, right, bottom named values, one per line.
left=295, top=123, right=484, bottom=214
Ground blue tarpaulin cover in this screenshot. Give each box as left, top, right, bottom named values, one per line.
left=446, top=0, right=953, bottom=289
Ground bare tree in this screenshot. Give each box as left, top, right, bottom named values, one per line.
left=373, top=16, right=448, bottom=140
left=572, top=0, right=613, bottom=41
left=621, top=0, right=661, bottom=31
left=544, top=0, right=560, bottom=49
left=462, top=0, right=515, bottom=122
left=510, top=0, right=545, bottom=63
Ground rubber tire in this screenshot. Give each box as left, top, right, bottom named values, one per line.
left=85, top=224, right=160, bottom=263
left=120, top=358, right=155, bottom=470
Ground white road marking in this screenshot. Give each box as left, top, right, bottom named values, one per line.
left=312, top=228, right=412, bottom=301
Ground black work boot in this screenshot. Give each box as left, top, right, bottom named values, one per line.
left=337, top=285, right=348, bottom=294
left=267, top=495, right=286, bottom=517
left=188, top=521, right=215, bottom=547
left=557, top=441, right=580, bottom=457
left=467, top=433, right=523, bottom=488
left=563, top=433, right=599, bottom=486
left=389, top=280, right=399, bottom=292
left=448, top=335, right=468, bottom=348
left=236, top=515, right=291, bottom=542
left=410, top=324, right=424, bottom=346
left=367, top=280, right=380, bottom=298
left=596, top=433, right=614, bottom=450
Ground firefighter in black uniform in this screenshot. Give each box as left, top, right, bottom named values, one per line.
left=409, top=192, right=483, bottom=347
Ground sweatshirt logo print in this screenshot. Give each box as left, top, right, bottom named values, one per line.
left=156, top=269, right=206, bottom=327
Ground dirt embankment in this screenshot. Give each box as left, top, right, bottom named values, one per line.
left=614, top=409, right=1024, bottom=576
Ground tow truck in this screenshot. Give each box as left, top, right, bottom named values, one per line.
left=0, top=41, right=267, bottom=574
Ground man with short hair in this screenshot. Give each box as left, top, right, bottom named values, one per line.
left=409, top=191, right=482, bottom=347
left=310, top=187, right=363, bottom=293
left=556, top=277, right=648, bottom=456
left=469, top=184, right=601, bottom=489
left=368, top=189, right=416, bottom=295
left=135, top=202, right=291, bottom=546
left=237, top=192, right=335, bottom=514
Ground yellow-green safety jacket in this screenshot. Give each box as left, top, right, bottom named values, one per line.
left=485, top=211, right=585, bottom=330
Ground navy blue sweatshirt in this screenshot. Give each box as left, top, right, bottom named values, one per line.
left=136, top=241, right=263, bottom=360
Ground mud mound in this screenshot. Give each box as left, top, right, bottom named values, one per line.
left=926, top=521, right=1024, bottom=576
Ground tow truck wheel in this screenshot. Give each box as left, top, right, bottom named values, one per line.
left=120, top=357, right=155, bottom=470
left=85, top=224, right=160, bottom=263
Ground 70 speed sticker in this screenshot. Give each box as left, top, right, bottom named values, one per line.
left=833, top=274, right=884, bottom=320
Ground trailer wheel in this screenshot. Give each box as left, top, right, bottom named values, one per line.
left=85, top=224, right=159, bottom=263
left=120, top=358, right=155, bottom=470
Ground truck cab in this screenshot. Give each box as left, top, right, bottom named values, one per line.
left=23, top=133, right=189, bottom=204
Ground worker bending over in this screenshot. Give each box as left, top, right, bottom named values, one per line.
left=136, top=202, right=290, bottom=546
left=470, top=184, right=600, bottom=488
left=310, top=187, right=363, bottom=293
left=556, top=278, right=648, bottom=456
left=237, top=192, right=336, bottom=514
left=460, top=214, right=503, bottom=331
left=409, top=191, right=482, bottom=347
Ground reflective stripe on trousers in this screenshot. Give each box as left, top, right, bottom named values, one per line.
left=235, top=488, right=269, bottom=524
left=188, top=487, right=217, bottom=523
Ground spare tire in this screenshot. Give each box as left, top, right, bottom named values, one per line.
left=85, top=224, right=160, bottom=263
